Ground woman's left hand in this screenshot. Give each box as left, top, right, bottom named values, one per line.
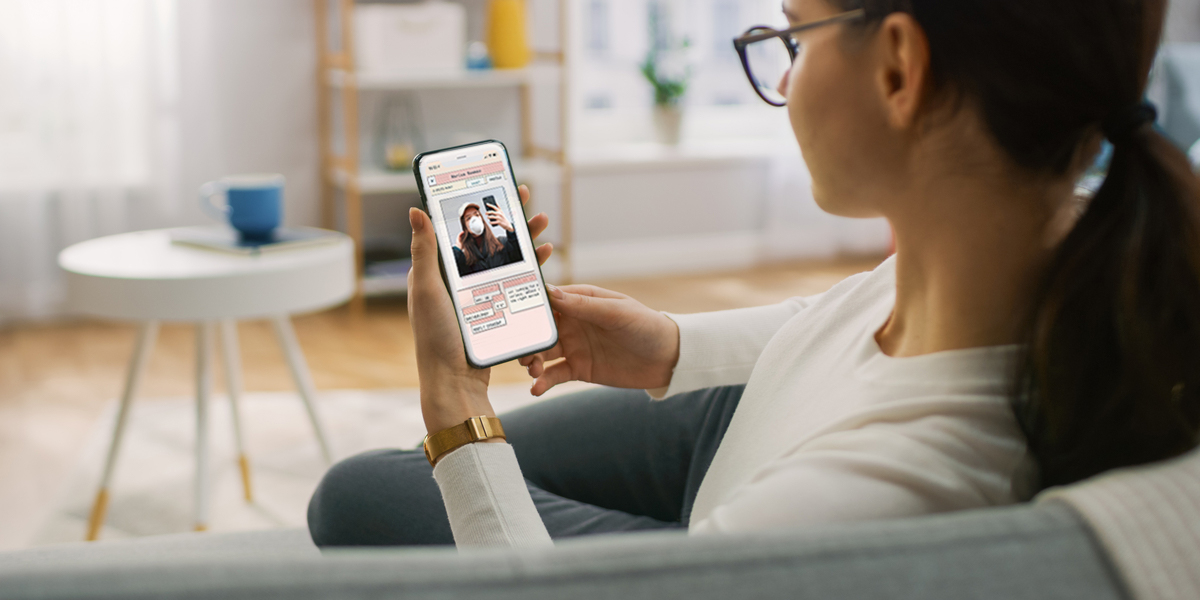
left=488, top=206, right=514, bottom=232
left=408, top=185, right=551, bottom=436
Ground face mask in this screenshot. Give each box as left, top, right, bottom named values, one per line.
left=467, top=216, right=485, bottom=236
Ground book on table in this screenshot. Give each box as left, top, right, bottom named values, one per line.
left=170, top=226, right=342, bottom=256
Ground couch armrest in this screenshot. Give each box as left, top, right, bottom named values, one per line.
left=0, top=503, right=1126, bottom=600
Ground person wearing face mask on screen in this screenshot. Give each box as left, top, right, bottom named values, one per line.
left=453, top=201, right=523, bottom=277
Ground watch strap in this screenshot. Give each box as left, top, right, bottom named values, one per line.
left=424, top=416, right=506, bottom=466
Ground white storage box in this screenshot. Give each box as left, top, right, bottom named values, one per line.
left=354, top=2, right=466, bottom=75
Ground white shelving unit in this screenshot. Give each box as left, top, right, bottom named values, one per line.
left=315, top=0, right=572, bottom=312
left=327, top=67, right=537, bottom=91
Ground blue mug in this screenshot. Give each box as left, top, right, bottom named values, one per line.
left=199, top=174, right=285, bottom=243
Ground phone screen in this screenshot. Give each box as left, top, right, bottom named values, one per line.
left=414, top=141, right=558, bottom=368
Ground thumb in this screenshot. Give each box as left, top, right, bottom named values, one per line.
left=548, top=285, right=623, bottom=326
left=409, top=208, right=441, bottom=287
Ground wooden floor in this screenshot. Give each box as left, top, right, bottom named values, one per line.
left=0, top=255, right=883, bottom=549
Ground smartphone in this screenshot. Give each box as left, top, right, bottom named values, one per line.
left=412, top=140, right=558, bottom=369
left=481, top=195, right=506, bottom=237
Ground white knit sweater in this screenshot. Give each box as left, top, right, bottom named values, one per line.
left=1039, top=447, right=1200, bottom=600
left=433, top=256, right=1032, bottom=546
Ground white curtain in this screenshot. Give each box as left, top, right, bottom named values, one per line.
left=0, top=0, right=321, bottom=323
left=0, top=0, right=180, bottom=322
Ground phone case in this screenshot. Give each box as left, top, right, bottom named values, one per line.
left=411, top=140, right=559, bottom=369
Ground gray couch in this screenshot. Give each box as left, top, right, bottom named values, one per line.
left=0, top=501, right=1127, bottom=600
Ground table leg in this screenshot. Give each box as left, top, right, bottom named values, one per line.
left=194, top=322, right=214, bottom=532
left=86, top=321, right=159, bottom=541
left=271, top=315, right=334, bottom=464
left=219, top=320, right=252, bottom=503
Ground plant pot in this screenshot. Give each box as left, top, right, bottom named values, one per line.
left=653, top=105, right=684, bottom=145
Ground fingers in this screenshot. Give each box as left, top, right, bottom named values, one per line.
left=519, top=343, right=563, bottom=370
left=531, top=360, right=577, bottom=396
left=526, top=354, right=544, bottom=378
left=527, top=213, right=548, bottom=239
left=555, top=284, right=630, bottom=300
left=536, top=242, right=553, bottom=266
left=518, top=185, right=548, bottom=240
left=545, top=285, right=630, bottom=325
left=533, top=344, right=565, bottom=365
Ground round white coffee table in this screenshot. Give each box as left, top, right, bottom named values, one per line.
left=59, top=227, right=355, bottom=540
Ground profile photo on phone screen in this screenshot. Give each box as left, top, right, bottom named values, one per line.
left=441, top=187, right=525, bottom=278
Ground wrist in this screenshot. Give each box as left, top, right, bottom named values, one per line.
left=424, top=415, right=507, bottom=467
left=420, top=374, right=492, bottom=434
left=656, top=314, right=681, bottom=388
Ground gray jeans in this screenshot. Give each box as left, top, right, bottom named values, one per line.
left=307, top=385, right=743, bottom=547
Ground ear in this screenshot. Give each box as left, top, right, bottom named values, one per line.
left=873, top=13, right=931, bottom=130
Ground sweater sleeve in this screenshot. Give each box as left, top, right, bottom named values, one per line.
left=432, top=442, right=553, bottom=549
left=649, top=294, right=824, bottom=399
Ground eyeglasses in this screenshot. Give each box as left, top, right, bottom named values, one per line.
left=733, top=9, right=866, bottom=107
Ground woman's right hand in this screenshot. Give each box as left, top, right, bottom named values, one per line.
left=520, top=285, right=680, bottom=396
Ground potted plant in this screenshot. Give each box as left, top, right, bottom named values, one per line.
left=641, top=3, right=689, bottom=145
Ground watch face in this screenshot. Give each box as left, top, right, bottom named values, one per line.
left=422, top=435, right=436, bottom=466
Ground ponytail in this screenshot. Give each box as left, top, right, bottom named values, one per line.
left=831, top=0, right=1200, bottom=488
left=1016, top=121, right=1200, bottom=488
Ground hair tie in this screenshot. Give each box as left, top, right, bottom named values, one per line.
left=1102, top=101, right=1157, bottom=144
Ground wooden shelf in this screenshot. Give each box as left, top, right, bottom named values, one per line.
left=571, top=139, right=796, bottom=174
left=332, top=158, right=562, bottom=195
left=326, top=67, right=551, bottom=91
left=316, top=0, right=573, bottom=314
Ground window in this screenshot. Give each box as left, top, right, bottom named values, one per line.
left=0, top=0, right=175, bottom=190
left=572, top=0, right=791, bottom=144
left=587, top=0, right=610, bottom=58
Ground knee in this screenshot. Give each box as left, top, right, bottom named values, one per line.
left=307, top=449, right=388, bottom=547
left=307, top=448, right=451, bottom=547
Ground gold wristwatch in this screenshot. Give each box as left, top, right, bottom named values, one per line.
left=423, top=415, right=506, bottom=466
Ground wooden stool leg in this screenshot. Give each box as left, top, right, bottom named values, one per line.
left=86, top=321, right=159, bottom=541
left=194, top=322, right=214, bottom=532
left=271, top=315, right=334, bottom=464
left=219, top=320, right=252, bottom=502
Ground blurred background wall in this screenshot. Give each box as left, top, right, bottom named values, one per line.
left=2, top=0, right=1198, bottom=321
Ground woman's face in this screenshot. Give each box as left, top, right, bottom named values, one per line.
left=463, top=206, right=484, bottom=237
left=782, top=0, right=899, bottom=218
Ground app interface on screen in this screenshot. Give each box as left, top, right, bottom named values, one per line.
left=419, top=144, right=554, bottom=364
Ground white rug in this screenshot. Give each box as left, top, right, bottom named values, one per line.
left=29, top=382, right=595, bottom=546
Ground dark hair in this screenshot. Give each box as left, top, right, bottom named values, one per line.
left=833, top=0, right=1200, bottom=488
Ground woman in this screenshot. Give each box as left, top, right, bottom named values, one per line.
left=453, top=202, right=523, bottom=277
left=309, top=0, right=1200, bottom=553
